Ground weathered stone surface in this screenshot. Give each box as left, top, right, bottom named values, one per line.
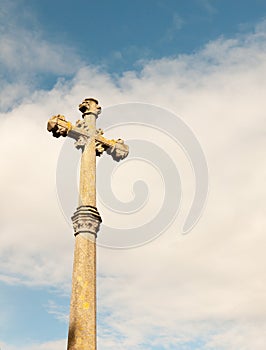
left=47, top=98, right=129, bottom=350
left=78, top=117, right=97, bottom=207
left=67, top=234, right=97, bottom=350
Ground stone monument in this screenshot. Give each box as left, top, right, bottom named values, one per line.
left=47, top=98, right=129, bottom=350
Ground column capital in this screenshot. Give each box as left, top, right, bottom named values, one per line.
left=71, top=205, right=102, bottom=240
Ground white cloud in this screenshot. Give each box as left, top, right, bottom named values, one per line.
left=1, top=16, right=266, bottom=349
left=205, top=322, right=266, bottom=350
left=0, top=1, right=83, bottom=111
left=198, top=0, right=218, bottom=15
left=0, top=1, right=82, bottom=76
left=163, top=12, right=185, bottom=42
left=0, top=27, right=80, bottom=75
left=45, top=300, right=68, bottom=323
left=0, top=339, right=67, bottom=350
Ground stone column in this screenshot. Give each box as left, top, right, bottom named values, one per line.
left=67, top=99, right=101, bottom=350
left=67, top=234, right=97, bottom=350
left=79, top=113, right=96, bottom=207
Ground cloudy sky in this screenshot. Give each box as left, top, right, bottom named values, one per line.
left=1, top=0, right=266, bottom=349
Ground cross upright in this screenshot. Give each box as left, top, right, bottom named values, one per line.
left=47, top=98, right=129, bottom=350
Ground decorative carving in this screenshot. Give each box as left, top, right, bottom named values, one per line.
left=106, top=139, right=129, bottom=161
left=96, top=128, right=104, bottom=136
left=47, top=99, right=129, bottom=162
left=94, top=132, right=129, bottom=160
left=74, top=135, right=89, bottom=150
left=94, top=129, right=106, bottom=156
left=75, top=119, right=90, bottom=132
left=79, top=98, right=101, bottom=118
left=72, top=219, right=99, bottom=233
left=95, top=141, right=107, bottom=156
left=72, top=205, right=102, bottom=238
left=47, top=115, right=72, bottom=138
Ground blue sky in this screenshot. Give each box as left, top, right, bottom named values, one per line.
left=1, top=0, right=266, bottom=349
left=21, top=0, right=266, bottom=72
left=4, top=0, right=266, bottom=83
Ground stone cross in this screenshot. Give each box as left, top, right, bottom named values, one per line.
left=47, top=98, right=129, bottom=350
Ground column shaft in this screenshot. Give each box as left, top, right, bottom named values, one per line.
left=67, top=235, right=96, bottom=350
left=68, top=112, right=98, bottom=350
left=79, top=114, right=96, bottom=207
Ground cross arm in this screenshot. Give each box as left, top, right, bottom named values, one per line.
left=47, top=114, right=129, bottom=161
left=95, top=133, right=129, bottom=161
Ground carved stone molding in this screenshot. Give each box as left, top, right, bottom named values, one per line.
left=71, top=205, right=102, bottom=239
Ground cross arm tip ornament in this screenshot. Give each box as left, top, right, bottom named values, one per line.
left=47, top=114, right=72, bottom=138
left=97, top=135, right=129, bottom=161
left=109, top=140, right=129, bottom=161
